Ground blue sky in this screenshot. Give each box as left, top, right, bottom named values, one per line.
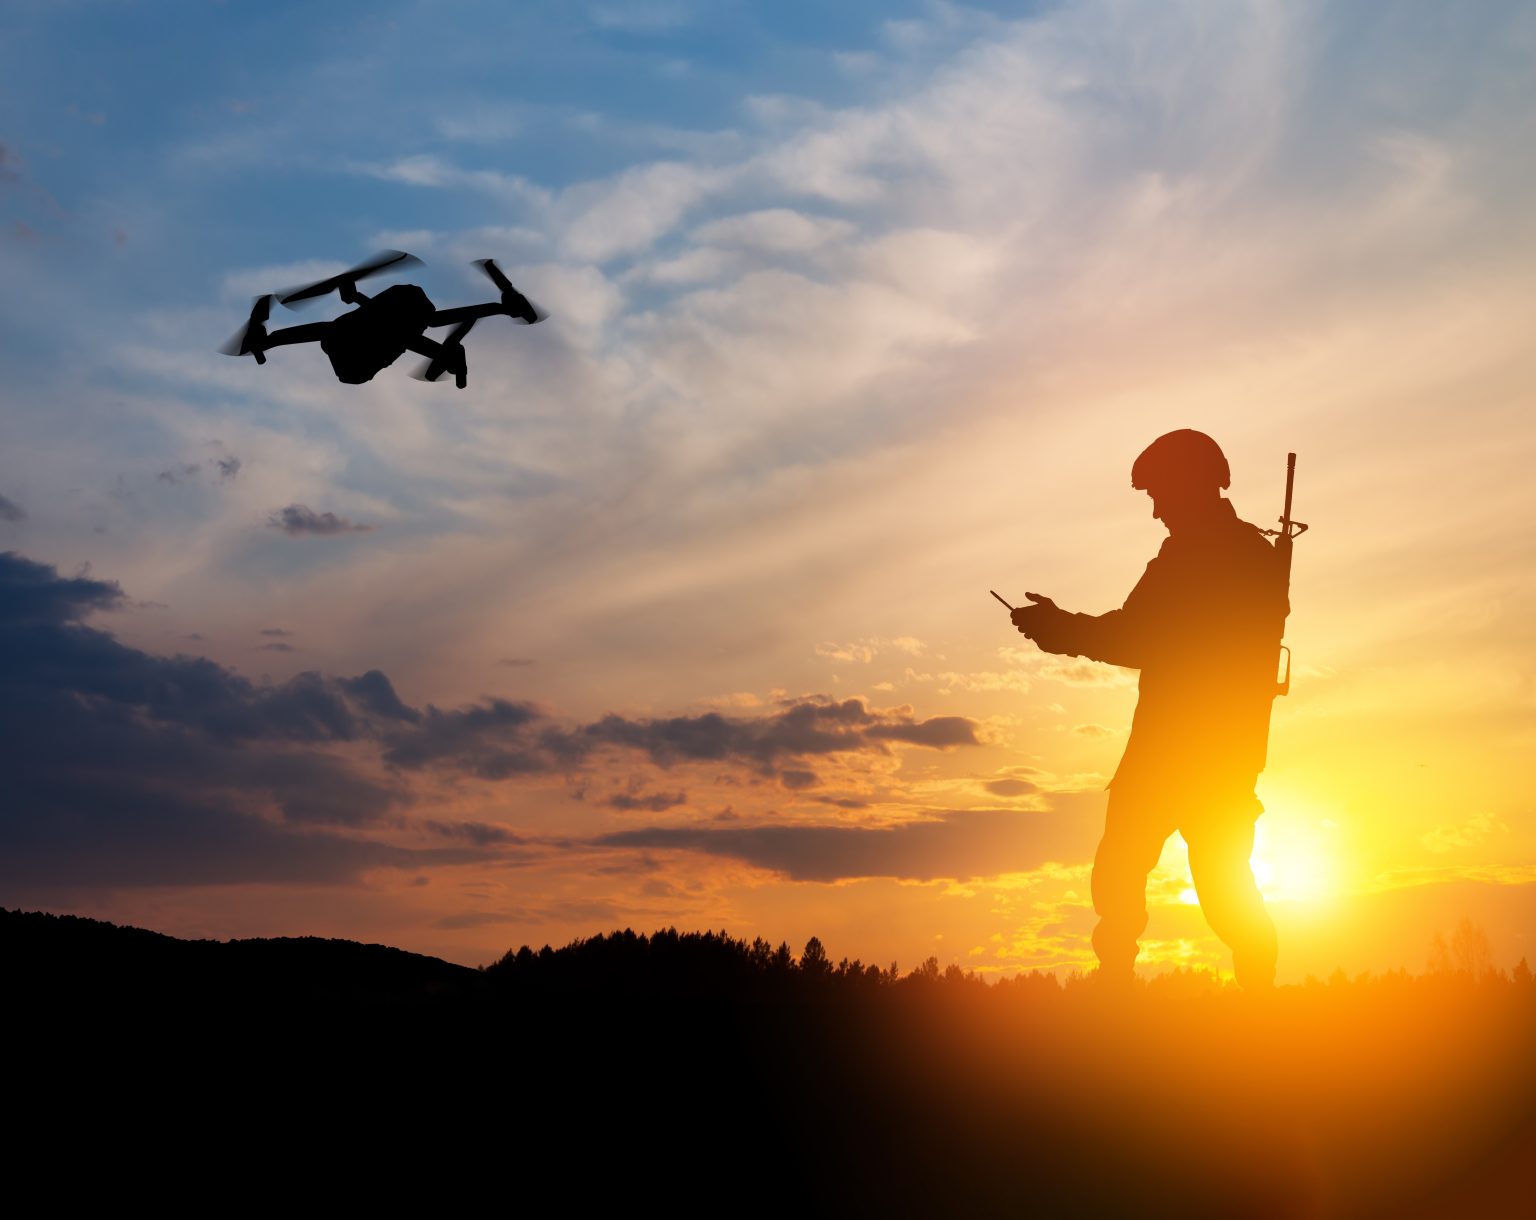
left=2, top=1, right=1533, bottom=976
left=1, top=2, right=1040, bottom=295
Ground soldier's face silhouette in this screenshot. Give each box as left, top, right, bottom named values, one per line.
left=1146, top=481, right=1220, bottom=535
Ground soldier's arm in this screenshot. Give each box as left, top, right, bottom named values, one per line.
left=1012, top=556, right=1164, bottom=667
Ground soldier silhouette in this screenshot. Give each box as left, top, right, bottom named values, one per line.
left=1011, top=430, right=1285, bottom=990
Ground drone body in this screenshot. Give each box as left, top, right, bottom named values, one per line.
left=222, top=252, right=543, bottom=389
left=322, top=283, right=436, bottom=384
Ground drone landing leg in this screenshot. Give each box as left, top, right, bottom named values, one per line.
left=409, top=323, right=472, bottom=389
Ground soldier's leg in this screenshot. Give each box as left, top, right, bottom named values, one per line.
left=1090, top=790, right=1173, bottom=979
left=1186, top=803, right=1277, bottom=990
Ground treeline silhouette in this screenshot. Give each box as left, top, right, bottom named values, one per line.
left=483, top=922, right=1535, bottom=997
left=8, top=908, right=1533, bottom=1218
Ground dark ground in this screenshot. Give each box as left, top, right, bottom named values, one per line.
left=6, top=910, right=1532, bottom=1217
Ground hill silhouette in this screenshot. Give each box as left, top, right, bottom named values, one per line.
left=7, top=909, right=1533, bottom=1217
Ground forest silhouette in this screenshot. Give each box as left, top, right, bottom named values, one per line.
left=8, top=908, right=1532, bottom=1218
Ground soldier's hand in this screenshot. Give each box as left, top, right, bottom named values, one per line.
left=1011, top=592, right=1064, bottom=645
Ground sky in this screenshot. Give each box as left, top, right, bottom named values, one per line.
left=1, top=0, right=1533, bottom=981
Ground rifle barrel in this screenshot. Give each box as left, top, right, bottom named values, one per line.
left=1283, top=452, right=1296, bottom=528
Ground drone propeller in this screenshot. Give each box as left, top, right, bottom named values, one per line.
left=278, top=250, right=423, bottom=308
left=219, top=295, right=273, bottom=362
left=474, top=259, right=545, bottom=324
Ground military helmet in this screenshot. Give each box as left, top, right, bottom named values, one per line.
left=1131, top=429, right=1230, bottom=491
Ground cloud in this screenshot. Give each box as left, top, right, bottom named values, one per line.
left=0, top=552, right=471, bottom=888
left=338, top=669, right=422, bottom=724
left=217, top=456, right=242, bottom=480
left=984, top=778, right=1037, bottom=797
left=561, top=160, right=730, bottom=263
left=0, top=580, right=965, bottom=830
left=421, top=820, right=530, bottom=847
left=691, top=209, right=856, bottom=253
left=577, top=696, right=979, bottom=773
left=865, top=715, right=976, bottom=748
left=267, top=504, right=374, bottom=537
left=434, top=910, right=527, bottom=930
left=0, top=494, right=25, bottom=522
left=1, top=550, right=122, bottom=623
left=817, top=636, right=927, bottom=663
left=371, top=693, right=981, bottom=786
left=380, top=698, right=549, bottom=778
left=594, top=806, right=1086, bottom=882
left=604, top=789, right=689, bottom=812
left=589, top=1, right=695, bottom=33
left=905, top=668, right=1034, bottom=694
left=1421, top=813, right=1508, bottom=854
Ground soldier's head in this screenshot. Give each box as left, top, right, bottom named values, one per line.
left=1131, top=429, right=1229, bottom=533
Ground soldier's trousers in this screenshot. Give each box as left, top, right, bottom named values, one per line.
left=1091, top=785, right=1278, bottom=989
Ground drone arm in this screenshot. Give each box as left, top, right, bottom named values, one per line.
left=261, top=322, right=331, bottom=349
left=428, top=300, right=510, bottom=327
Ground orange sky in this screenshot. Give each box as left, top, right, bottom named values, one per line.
left=2, top=2, right=1532, bottom=981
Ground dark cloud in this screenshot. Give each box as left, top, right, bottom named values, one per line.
left=157, top=463, right=200, bottom=485
left=217, top=457, right=242, bottom=480
left=380, top=698, right=548, bottom=778
left=267, top=504, right=373, bottom=537
left=339, top=669, right=421, bottom=724
left=0, top=552, right=467, bottom=887
left=985, top=778, right=1038, bottom=797
left=595, top=807, right=1094, bottom=883
left=578, top=697, right=979, bottom=774
left=866, top=716, right=978, bottom=748
left=421, top=820, right=529, bottom=847
left=0, top=551, right=122, bottom=623
left=258, top=641, right=297, bottom=653
left=370, top=696, right=981, bottom=793
left=369, top=695, right=983, bottom=790
left=605, top=789, right=688, bottom=812
left=0, top=494, right=25, bottom=522
left=0, top=553, right=991, bottom=894
left=260, top=627, right=293, bottom=637
left=434, top=910, right=527, bottom=930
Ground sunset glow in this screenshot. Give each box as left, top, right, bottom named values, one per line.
left=1, top=1, right=1532, bottom=989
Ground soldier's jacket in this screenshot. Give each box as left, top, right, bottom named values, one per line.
left=1034, top=499, right=1287, bottom=795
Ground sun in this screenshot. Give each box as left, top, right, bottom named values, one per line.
left=1172, top=808, right=1341, bottom=906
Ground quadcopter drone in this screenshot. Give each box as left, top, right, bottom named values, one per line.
left=221, top=251, right=543, bottom=389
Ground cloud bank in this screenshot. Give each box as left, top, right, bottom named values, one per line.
left=0, top=552, right=988, bottom=891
